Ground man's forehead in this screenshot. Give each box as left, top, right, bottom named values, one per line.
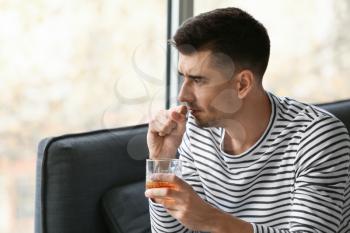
left=178, top=51, right=213, bottom=72
left=178, top=50, right=235, bottom=77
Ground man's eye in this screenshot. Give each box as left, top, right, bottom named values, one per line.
left=193, top=78, right=202, bottom=83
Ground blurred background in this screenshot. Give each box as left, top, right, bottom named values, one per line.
left=0, top=0, right=349, bottom=233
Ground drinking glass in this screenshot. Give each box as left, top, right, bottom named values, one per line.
left=145, top=159, right=182, bottom=189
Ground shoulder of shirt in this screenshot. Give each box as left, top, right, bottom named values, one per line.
left=270, top=93, right=350, bottom=158
left=270, top=92, right=345, bottom=127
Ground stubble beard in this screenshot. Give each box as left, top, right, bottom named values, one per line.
left=193, top=112, right=220, bottom=128
left=194, top=110, right=236, bottom=128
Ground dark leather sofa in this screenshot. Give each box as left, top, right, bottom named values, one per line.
left=35, top=99, right=350, bottom=233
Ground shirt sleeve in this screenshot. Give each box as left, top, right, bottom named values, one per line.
left=252, top=116, right=350, bottom=233
left=149, top=130, right=206, bottom=233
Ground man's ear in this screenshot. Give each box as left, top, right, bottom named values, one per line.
left=235, top=70, right=254, bottom=99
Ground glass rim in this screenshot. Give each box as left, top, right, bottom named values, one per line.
left=146, top=158, right=180, bottom=162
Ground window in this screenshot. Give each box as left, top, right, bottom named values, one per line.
left=195, top=0, right=350, bottom=103
left=0, top=1, right=166, bottom=232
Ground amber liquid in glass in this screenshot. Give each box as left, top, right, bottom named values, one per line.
left=145, top=181, right=176, bottom=189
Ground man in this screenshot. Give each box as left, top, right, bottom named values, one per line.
left=145, top=7, right=350, bottom=233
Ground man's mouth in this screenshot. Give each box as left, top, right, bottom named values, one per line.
left=188, top=107, right=201, bottom=114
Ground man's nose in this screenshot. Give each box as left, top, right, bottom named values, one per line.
left=178, top=81, right=193, bottom=103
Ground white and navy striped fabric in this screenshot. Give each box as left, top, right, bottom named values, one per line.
left=149, top=93, right=350, bottom=233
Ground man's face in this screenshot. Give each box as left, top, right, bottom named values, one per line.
left=178, top=50, right=243, bottom=127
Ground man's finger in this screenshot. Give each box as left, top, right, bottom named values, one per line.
left=154, top=197, right=177, bottom=207
left=145, top=188, right=175, bottom=198
left=177, top=105, right=188, bottom=115
left=147, top=195, right=178, bottom=211
left=151, top=118, right=177, bottom=136
left=170, top=105, right=188, bottom=122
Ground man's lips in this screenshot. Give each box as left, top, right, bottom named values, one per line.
left=188, top=108, right=201, bottom=114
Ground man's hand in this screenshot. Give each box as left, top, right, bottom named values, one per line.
left=147, top=105, right=187, bottom=159
left=144, top=174, right=223, bottom=232
left=145, top=174, right=253, bottom=233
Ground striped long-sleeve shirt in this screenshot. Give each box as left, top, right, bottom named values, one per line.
left=149, top=93, right=350, bottom=233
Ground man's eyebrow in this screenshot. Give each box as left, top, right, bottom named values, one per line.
left=177, top=71, right=206, bottom=80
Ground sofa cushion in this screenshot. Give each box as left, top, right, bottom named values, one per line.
left=102, top=181, right=151, bottom=233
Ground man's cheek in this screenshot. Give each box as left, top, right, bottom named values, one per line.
left=210, top=89, right=242, bottom=114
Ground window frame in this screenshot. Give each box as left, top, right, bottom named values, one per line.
left=165, top=0, right=194, bottom=109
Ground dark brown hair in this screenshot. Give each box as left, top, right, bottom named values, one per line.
left=172, top=7, right=270, bottom=80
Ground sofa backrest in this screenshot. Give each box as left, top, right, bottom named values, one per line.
left=35, top=124, right=148, bottom=233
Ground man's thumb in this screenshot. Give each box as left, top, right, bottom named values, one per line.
left=177, top=105, right=188, bottom=115
left=171, top=111, right=184, bottom=122
left=171, top=105, right=187, bottom=122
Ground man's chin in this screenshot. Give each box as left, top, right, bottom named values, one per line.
left=190, top=111, right=217, bottom=127
left=193, top=116, right=214, bottom=128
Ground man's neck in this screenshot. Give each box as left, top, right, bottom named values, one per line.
left=223, top=90, right=271, bottom=155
